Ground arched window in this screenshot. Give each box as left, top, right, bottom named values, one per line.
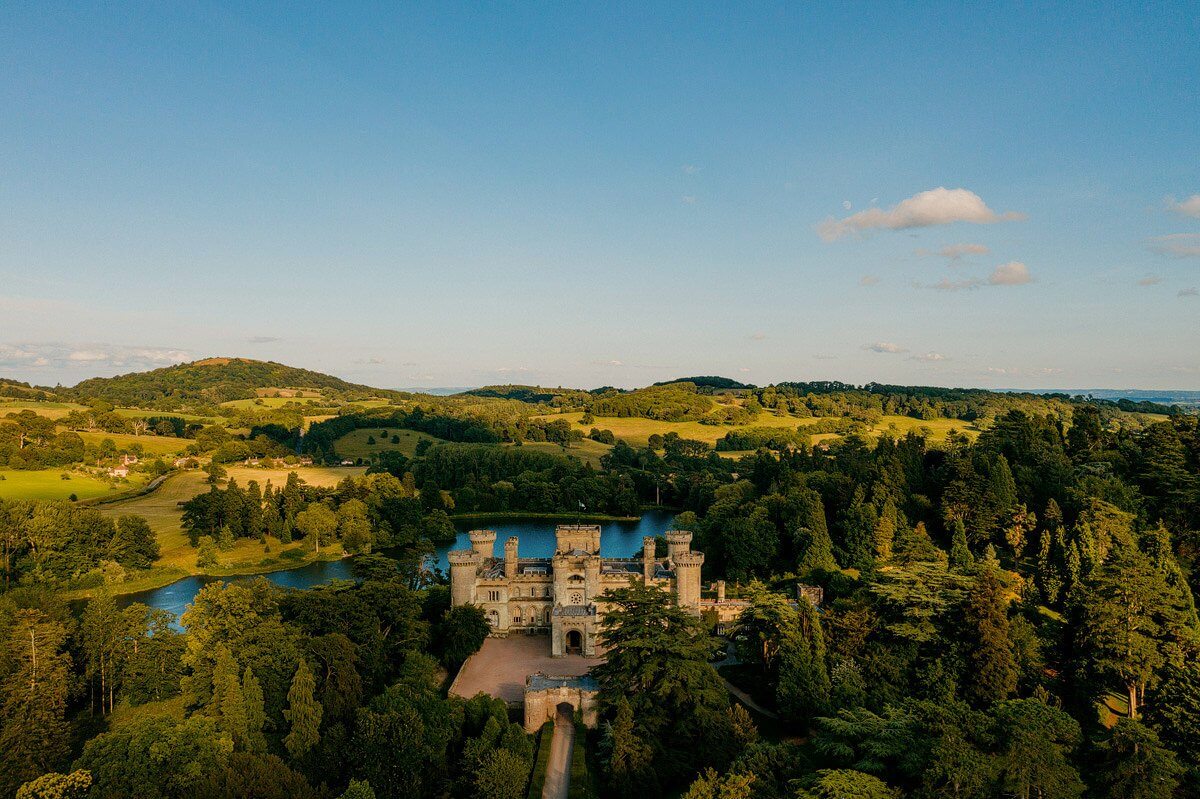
left=544, top=609, right=552, bottom=624
left=513, top=612, right=522, bottom=625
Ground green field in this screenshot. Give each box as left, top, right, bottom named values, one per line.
left=0, top=468, right=150, bottom=501
left=538, top=411, right=979, bottom=449
left=334, top=428, right=442, bottom=460
left=510, top=439, right=612, bottom=468
left=97, top=465, right=363, bottom=576
left=75, top=430, right=191, bottom=456
left=0, top=399, right=88, bottom=419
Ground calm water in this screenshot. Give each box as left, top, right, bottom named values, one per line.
left=117, top=510, right=676, bottom=622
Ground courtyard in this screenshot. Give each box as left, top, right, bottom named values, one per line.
left=450, top=635, right=602, bottom=703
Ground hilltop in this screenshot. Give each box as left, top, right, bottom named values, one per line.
left=63, top=357, right=396, bottom=409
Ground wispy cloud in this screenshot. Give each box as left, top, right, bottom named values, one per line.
left=0, top=342, right=191, bottom=372
left=1166, top=194, right=1200, bottom=219
left=749, top=332, right=767, bottom=341
left=812, top=354, right=837, bottom=360
left=1137, top=275, right=1163, bottom=286
left=681, top=164, right=700, bottom=175
left=909, top=352, right=947, bottom=362
left=916, top=242, right=990, bottom=261
left=988, top=261, right=1034, bottom=285
left=1149, top=234, right=1200, bottom=258
left=859, top=275, right=881, bottom=286
left=817, top=187, right=1024, bottom=241
left=247, top=335, right=280, bottom=344
left=929, top=277, right=982, bottom=292
left=1180, top=287, right=1199, bottom=298
left=681, top=195, right=697, bottom=205
left=863, top=342, right=908, bottom=354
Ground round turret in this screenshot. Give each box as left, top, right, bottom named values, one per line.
left=469, top=529, right=497, bottom=561
left=665, top=530, right=693, bottom=564
left=672, top=551, right=704, bottom=610
left=449, top=548, right=481, bottom=607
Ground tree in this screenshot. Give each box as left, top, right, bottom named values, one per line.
left=294, top=504, right=338, bottom=556
left=211, top=644, right=249, bottom=749
left=437, top=605, right=489, bottom=669
left=339, top=780, right=377, bottom=799
left=243, top=666, right=267, bottom=753
left=1075, top=546, right=1194, bottom=718
left=681, top=768, right=755, bottom=799
left=962, top=567, right=1017, bottom=706
left=283, top=659, right=323, bottom=759
left=472, top=749, right=530, bottom=799
left=0, top=609, right=73, bottom=796
left=108, top=515, right=159, bottom=568
left=795, top=769, right=897, bottom=799
left=949, top=519, right=974, bottom=571
left=602, top=695, right=657, bottom=798
left=592, top=582, right=729, bottom=787
left=992, top=699, right=1084, bottom=799
left=1091, top=718, right=1183, bottom=799
left=15, top=770, right=92, bottom=799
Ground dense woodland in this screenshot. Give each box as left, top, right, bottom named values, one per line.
left=1, top=360, right=1198, bottom=798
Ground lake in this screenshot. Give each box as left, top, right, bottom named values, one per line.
left=117, top=509, right=677, bottom=621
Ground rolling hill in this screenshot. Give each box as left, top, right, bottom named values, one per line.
left=64, top=358, right=398, bottom=408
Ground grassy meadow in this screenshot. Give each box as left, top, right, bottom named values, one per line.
left=75, top=430, right=192, bottom=456
left=334, top=428, right=443, bottom=460
left=95, top=465, right=363, bottom=578
left=535, top=410, right=980, bottom=450
left=0, top=468, right=150, bottom=501
left=510, top=438, right=613, bottom=468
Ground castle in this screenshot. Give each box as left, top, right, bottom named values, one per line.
left=448, top=525, right=704, bottom=657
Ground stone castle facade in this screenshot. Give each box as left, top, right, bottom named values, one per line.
left=448, top=524, right=704, bottom=657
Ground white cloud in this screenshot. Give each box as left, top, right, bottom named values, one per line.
left=1031, top=367, right=1064, bottom=376
left=930, top=277, right=982, bottom=291
left=0, top=342, right=190, bottom=372
left=842, top=200, right=852, bottom=210
left=247, top=335, right=280, bottom=344
left=988, top=261, right=1033, bottom=285
left=68, top=350, right=109, bottom=362
left=909, top=352, right=947, bottom=362
left=749, top=332, right=767, bottom=341
left=812, top=354, right=837, bottom=360
left=681, top=164, right=699, bottom=175
left=863, top=342, right=908, bottom=354
left=859, top=275, right=881, bottom=286
left=1138, top=275, right=1163, bottom=286
left=1149, top=234, right=1200, bottom=258
left=353, top=357, right=386, bottom=365
left=738, top=367, right=751, bottom=373
left=681, top=195, right=697, bottom=205
left=1167, top=194, right=1200, bottom=219
left=937, top=242, right=989, bottom=261
left=1180, top=287, right=1199, bottom=298
left=817, top=187, right=1024, bottom=241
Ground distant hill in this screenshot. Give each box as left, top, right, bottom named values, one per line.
left=653, top=376, right=756, bottom=390
left=65, top=358, right=391, bottom=408
left=458, top=384, right=595, bottom=404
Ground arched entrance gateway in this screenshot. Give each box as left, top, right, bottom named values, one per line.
left=523, top=673, right=599, bottom=732
left=565, top=629, right=582, bottom=655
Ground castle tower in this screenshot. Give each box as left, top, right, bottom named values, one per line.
left=469, top=529, right=497, bottom=562
left=673, top=551, right=704, bottom=612
left=665, top=530, right=693, bottom=565
left=448, top=549, right=481, bottom=607
left=504, top=537, right=519, bottom=579
left=716, top=579, right=726, bottom=602
left=556, top=524, right=601, bottom=555
left=642, top=537, right=655, bottom=582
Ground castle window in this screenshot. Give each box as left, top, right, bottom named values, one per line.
left=488, top=590, right=500, bottom=602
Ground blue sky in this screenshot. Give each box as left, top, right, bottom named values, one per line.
left=2, top=2, right=1198, bottom=390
